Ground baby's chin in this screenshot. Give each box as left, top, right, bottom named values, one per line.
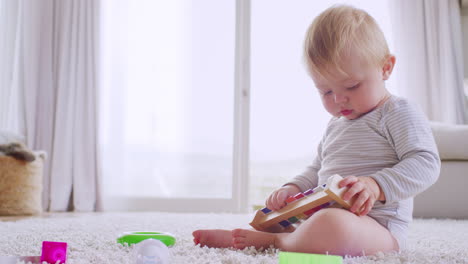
left=343, top=115, right=357, bottom=120
left=339, top=112, right=363, bottom=120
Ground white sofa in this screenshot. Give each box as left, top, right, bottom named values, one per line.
left=413, top=122, right=468, bottom=219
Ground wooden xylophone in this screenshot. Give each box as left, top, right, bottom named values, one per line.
left=249, top=174, right=354, bottom=232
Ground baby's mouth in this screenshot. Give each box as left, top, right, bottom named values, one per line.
left=340, top=109, right=353, bottom=116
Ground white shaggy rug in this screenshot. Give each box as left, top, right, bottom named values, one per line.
left=0, top=212, right=467, bottom=264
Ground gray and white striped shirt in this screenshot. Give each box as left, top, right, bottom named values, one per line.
left=286, top=95, right=440, bottom=248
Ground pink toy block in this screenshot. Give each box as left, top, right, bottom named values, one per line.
left=41, top=241, right=67, bottom=264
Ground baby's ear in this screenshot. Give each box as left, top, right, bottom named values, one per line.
left=382, top=55, right=396, bottom=80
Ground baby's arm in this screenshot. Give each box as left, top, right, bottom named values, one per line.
left=371, top=102, right=441, bottom=204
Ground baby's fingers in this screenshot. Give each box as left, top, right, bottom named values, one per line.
left=339, top=175, right=358, bottom=188
left=359, top=199, right=373, bottom=216
left=275, top=191, right=289, bottom=209
left=266, top=191, right=285, bottom=210
left=266, top=191, right=279, bottom=209
left=342, top=180, right=364, bottom=201
left=350, top=191, right=369, bottom=213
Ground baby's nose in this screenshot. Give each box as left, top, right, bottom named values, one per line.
left=334, top=93, right=347, bottom=103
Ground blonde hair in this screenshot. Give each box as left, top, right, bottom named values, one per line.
left=304, top=5, right=390, bottom=79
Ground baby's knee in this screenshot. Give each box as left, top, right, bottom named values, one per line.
left=311, top=208, right=347, bottom=222
left=282, top=208, right=358, bottom=254
left=309, top=208, right=354, bottom=235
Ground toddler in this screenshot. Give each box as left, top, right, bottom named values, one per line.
left=193, top=5, right=440, bottom=256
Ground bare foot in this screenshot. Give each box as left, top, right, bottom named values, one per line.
left=232, top=228, right=277, bottom=250
left=192, top=229, right=233, bottom=248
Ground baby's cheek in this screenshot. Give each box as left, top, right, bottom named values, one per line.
left=322, top=100, right=338, bottom=115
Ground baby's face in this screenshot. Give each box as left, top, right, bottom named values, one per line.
left=311, top=52, right=392, bottom=120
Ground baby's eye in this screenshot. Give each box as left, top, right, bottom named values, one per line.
left=347, top=84, right=359, bottom=90
left=324, top=90, right=332, bottom=96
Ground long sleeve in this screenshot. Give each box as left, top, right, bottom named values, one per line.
left=370, top=101, right=441, bottom=204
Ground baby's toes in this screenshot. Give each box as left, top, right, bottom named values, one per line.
left=232, top=236, right=246, bottom=249
left=192, top=230, right=203, bottom=245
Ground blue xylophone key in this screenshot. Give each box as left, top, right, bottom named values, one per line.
left=279, top=220, right=291, bottom=227
left=303, top=189, right=314, bottom=196
left=261, top=207, right=272, bottom=214
left=313, top=183, right=327, bottom=192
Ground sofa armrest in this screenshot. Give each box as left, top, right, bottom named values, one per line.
left=430, top=122, right=468, bottom=160
left=414, top=161, right=468, bottom=219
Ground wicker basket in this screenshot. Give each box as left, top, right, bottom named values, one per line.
left=0, top=153, right=45, bottom=215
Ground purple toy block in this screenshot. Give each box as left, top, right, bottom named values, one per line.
left=303, top=189, right=314, bottom=196
left=41, top=241, right=67, bottom=264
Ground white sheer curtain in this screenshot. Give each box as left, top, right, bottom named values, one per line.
left=0, top=0, right=102, bottom=211
left=0, top=1, right=21, bottom=132
left=99, top=0, right=238, bottom=212
left=390, top=0, right=468, bottom=124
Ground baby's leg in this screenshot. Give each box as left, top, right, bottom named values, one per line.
left=193, top=225, right=294, bottom=249
left=232, top=208, right=398, bottom=256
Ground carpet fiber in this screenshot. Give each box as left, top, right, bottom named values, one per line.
left=0, top=212, right=467, bottom=263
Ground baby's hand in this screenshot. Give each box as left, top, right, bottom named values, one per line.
left=265, top=184, right=301, bottom=211
left=339, top=176, right=382, bottom=216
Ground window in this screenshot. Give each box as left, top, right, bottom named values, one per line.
left=100, top=0, right=238, bottom=210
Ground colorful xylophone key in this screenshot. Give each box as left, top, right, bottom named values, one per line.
left=303, top=189, right=314, bottom=196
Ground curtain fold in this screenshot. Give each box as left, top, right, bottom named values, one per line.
left=0, top=1, right=21, bottom=132
left=390, top=0, right=467, bottom=124
left=0, top=0, right=102, bottom=212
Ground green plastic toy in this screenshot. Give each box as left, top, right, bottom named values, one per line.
left=117, top=231, right=176, bottom=247
left=279, top=252, right=342, bottom=264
